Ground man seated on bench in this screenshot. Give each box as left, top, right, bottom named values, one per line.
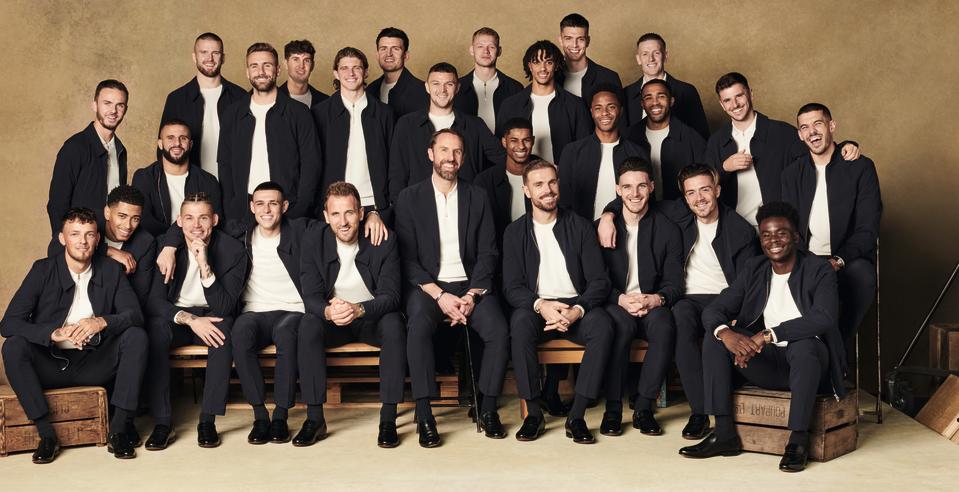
left=679, top=202, right=846, bottom=473
left=1, top=208, right=148, bottom=463
left=503, top=159, right=613, bottom=444
left=144, top=192, right=247, bottom=450
left=600, top=158, right=683, bottom=437
left=299, top=181, right=405, bottom=448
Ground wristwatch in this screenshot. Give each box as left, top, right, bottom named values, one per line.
left=830, top=256, right=846, bottom=270
left=762, top=328, right=774, bottom=344
left=356, top=303, right=366, bottom=318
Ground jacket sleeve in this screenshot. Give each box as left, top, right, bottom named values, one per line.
left=132, top=170, right=166, bottom=238
left=682, top=86, right=711, bottom=141
left=146, top=261, right=176, bottom=320
left=780, top=163, right=800, bottom=209
left=689, top=127, right=707, bottom=162
left=378, top=107, right=397, bottom=220
left=102, top=271, right=144, bottom=337
left=701, top=263, right=749, bottom=332
left=299, top=226, right=331, bottom=318
left=558, top=146, right=576, bottom=210
left=574, top=220, right=612, bottom=311
left=363, top=235, right=401, bottom=319
left=394, top=192, right=434, bottom=287
left=217, top=108, right=235, bottom=221
left=657, top=220, right=685, bottom=306
left=204, top=246, right=247, bottom=316
left=502, top=225, right=537, bottom=309
left=478, top=123, right=506, bottom=170
left=468, top=193, right=498, bottom=292
left=835, top=161, right=882, bottom=263
left=289, top=111, right=322, bottom=219
left=772, top=261, right=839, bottom=342
left=387, top=123, right=410, bottom=205
left=0, top=261, right=60, bottom=346
left=129, top=240, right=157, bottom=302
left=46, top=142, right=80, bottom=237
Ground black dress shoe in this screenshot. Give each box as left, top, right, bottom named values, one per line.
left=543, top=393, right=570, bottom=417
left=682, top=414, right=711, bottom=440
left=292, top=419, right=327, bottom=447
left=145, top=425, right=176, bottom=450
left=417, top=419, right=442, bottom=448
left=600, top=412, right=623, bottom=436
left=632, top=409, right=663, bottom=435
left=377, top=421, right=400, bottom=448
left=108, top=432, right=137, bottom=459
left=480, top=411, right=507, bottom=439
left=779, top=443, right=809, bottom=472
left=247, top=419, right=271, bottom=445
left=515, top=415, right=546, bottom=441
left=270, top=419, right=291, bottom=443
left=197, top=421, right=221, bottom=448
left=31, top=436, right=60, bottom=464
left=565, top=418, right=595, bottom=444
left=679, top=433, right=743, bottom=458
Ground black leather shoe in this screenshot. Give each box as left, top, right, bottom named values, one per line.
left=196, top=421, right=221, bottom=448
left=124, top=422, right=142, bottom=448
left=377, top=421, right=400, bottom=448
left=600, top=412, right=623, bottom=436
left=515, top=415, right=546, bottom=441
left=292, top=419, right=327, bottom=447
left=632, top=409, right=663, bottom=435
left=417, top=419, right=442, bottom=448
left=247, top=419, right=270, bottom=445
left=31, top=436, right=60, bottom=464
left=480, top=411, right=507, bottom=439
left=543, top=393, right=570, bottom=417
left=682, top=414, right=711, bottom=440
left=270, top=419, right=291, bottom=443
left=108, top=432, right=136, bottom=459
left=779, top=443, right=809, bottom=472
left=145, top=425, right=176, bottom=450
left=565, top=418, right=595, bottom=444
left=679, top=433, right=743, bottom=458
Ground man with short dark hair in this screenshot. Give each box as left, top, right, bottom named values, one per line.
left=2, top=208, right=148, bottom=462
left=47, top=80, right=130, bottom=250
left=144, top=193, right=247, bottom=450
left=781, top=103, right=881, bottom=342
left=132, top=119, right=222, bottom=238
left=395, top=129, right=509, bottom=446
left=389, top=62, right=504, bottom=203
left=278, top=39, right=329, bottom=109
left=624, top=33, right=710, bottom=139
left=599, top=158, right=683, bottom=437
left=218, top=42, right=321, bottom=222
left=496, top=40, right=592, bottom=165
left=557, top=13, right=623, bottom=111
left=161, top=32, right=247, bottom=177
left=367, top=27, right=428, bottom=119
left=680, top=201, right=846, bottom=473
left=102, top=185, right=156, bottom=303
left=454, top=27, right=524, bottom=133
left=299, top=181, right=406, bottom=447
left=504, top=159, right=613, bottom=444
left=474, top=117, right=535, bottom=247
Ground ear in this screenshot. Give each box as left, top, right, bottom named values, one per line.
left=584, top=35, right=591, bottom=48
left=469, top=45, right=475, bottom=57
left=157, top=137, right=163, bottom=151
left=58, top=232, right=66, bottom=246
left=715, top=184, right=722, bottom=198
left=323, top=210, right=331, bottom=223
left=192, top=52, right=198, bottom=65
left=828, top=119, right=837, bottom=133
left=669, top=96, right=676, bottom=108
left=427, top=147, right=435, bottom=162
left=176, top=215, right=184, bottom=228
left=90, top=100, right=97, bottom=113
left=635, top=52, right=642, bottom=66
left=496, top=46, right=502, bottom=57
left=282, top=200, right=290, bottom=214
left=662, top=50, right=669, bottom=64
left=103, top=205, right=111, bottom=220
left=424, top=80, right=430, bottom=94
left=212, top=214, right=219, bottom=227
left=523, top=183, right=532, bottom=199
left=358, top=206, right=365, bottom=222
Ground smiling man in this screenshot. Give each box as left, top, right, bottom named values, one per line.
left=680, top=201, right=846, bottom=473
left=474, top=117, right=536, bottom=248
left=556, top=13, right=623, bottom=112
left=278, top=39, right=329, bottom=109
left=101, top=186, right=156, bottom=305
left=367, top=27, right=428, bottom=119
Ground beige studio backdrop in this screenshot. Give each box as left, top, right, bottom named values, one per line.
left=1, top=0, right=959, bottom=388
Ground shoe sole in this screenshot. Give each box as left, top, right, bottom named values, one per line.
left=515, top=427, right=546, bottom=442
left=565, top=430, right=596, bottom=444
left=198, top=441, right=221, bottom=448
left=640, top=429, right=664, bottom=436
left=271, top=437, right=292, bottom=444
left=600, top=429, right=623, bottom=436
left=479, top=423, right=507, bottom=439
left=679, top=449, right=743, bottom=459
left=377, top=440, right=400, bottom=448
left=145, top=433, right=177, bottom=451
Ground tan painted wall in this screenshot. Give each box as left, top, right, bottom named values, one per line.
left=2, top=1, right=958, bottom=387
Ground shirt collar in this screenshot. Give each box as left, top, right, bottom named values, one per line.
left=732, top=113, right=757, bottom=138
left=431, top=176, right=458, bottom=198
left=341, top=91, right=368, bottom=111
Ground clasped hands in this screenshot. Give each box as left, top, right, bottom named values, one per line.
left=50, top=317, right=106, bottom=349
left=324, top=297, right=363, bottom=326
left=537, top=300, right=582, bottom=333
left=717, top=324, right=768, bottom=368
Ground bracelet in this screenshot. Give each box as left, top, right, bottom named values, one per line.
left=434, top=291, right=445, bottom=301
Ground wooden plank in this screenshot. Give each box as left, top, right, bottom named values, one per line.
left=0, top=386, right=107, bottom=427
left=2, top=419, right=106, bottom=456
left=916, top=374, right=959, bottom=440
left=930, top=324, right=959, bottom=372
left=733, top=387, right=857, bottom=432
left=736, top=423, right=857, bottom=462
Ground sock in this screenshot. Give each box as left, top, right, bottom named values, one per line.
left=482, top=395, right=497, bottom=415
left=525, top=399, right=543, bottom=419
left=788, top=430, right=810, bottom=446
left=252, top=404, right=269, bottom=421
left=605, top=399, right=622, bottom=414
left=415, top=398, right=433, bottom=422
left=35, top=415, right=56, bottom=439
left=199, top=413, right=215, bottom=424
left=110, top=408, right=133, bottom=434
left=380, top=403, right=397, bottom=422
left=272, top=406, right=288, bottom=422
left=307, top=404, right=324, bottom=422
left=543, top=375, right=560, bottom=398
left=714, top=415, right=735, bottom=440
left=633, top=396, right=654, bottom=413
left=569, top=395, right=589, bottom=420
left=155, top=415, right=172, bottom=428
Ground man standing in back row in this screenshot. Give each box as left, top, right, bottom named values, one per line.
left=278, top=39, right=329, bottom=110
left=557, top=13, right=623, bottom=112
left=367, top=27, right=429, bottom=119
left=453, top=27, right=524, bottom=134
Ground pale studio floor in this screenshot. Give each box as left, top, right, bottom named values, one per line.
left=2, top=393, right=958, bottom=491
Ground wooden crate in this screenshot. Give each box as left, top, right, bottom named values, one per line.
left=930, top=323, right=959, bottom=372
left=733, top=386, right=858, bottom=462
left=915, top=374, right=959, bottom=443
left=0, top=385, right=108, bottom=457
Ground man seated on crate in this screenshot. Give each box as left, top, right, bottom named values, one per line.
left=298, top=181, right=406, bottom=448
left=1, top=208, right=148, bottom=463
left=679, top=201, right=847, bottom=473
left=143, top=192, right=247, bottom=450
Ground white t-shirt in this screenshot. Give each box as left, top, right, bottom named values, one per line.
left=165, top=171, right=188, bottom=224
left=102, top=136, right=121, bottom=194
left=472, top=72, right=500, bottom=133
left=592, top=141, right=618, bottom=220
left=247, top=101, right=275, bottom=194
left=290, top=90, right=312, bottom=108
left=764, top=270, right=801, bottom=347
left=534, top=219, right=578, bottom=299
left=242, top=228, right=305, bottom=313
left=379, top=80, right=397, bottom=104
left=56, top=264, right=94, bottom=350
left=624, top=222, right=642, bottom=294
left=808, top=163, right=832, bottom=256
left=199, top=85, right=223, bottom=178
left=175, top=251, right=214, bottom=309
left=434, top=181, right=468, bottom=282
left=332, top=240, right=375, bottom=303
left=646, top=126, right=669, bottom=200
left=530, top=92, right=556, bottom=163
left=429, top=112, right=455, bottom=131
left=104, top=238, right=123, bottom=250
left=563, top=68, right=587, bottom=98
left=506, top=171, right=526, bottom=221
left=343, top=93, right=375, bottom=207
left=685, top=220, right=729, bottom=295
left=732, top=116, right=761, bottom=226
